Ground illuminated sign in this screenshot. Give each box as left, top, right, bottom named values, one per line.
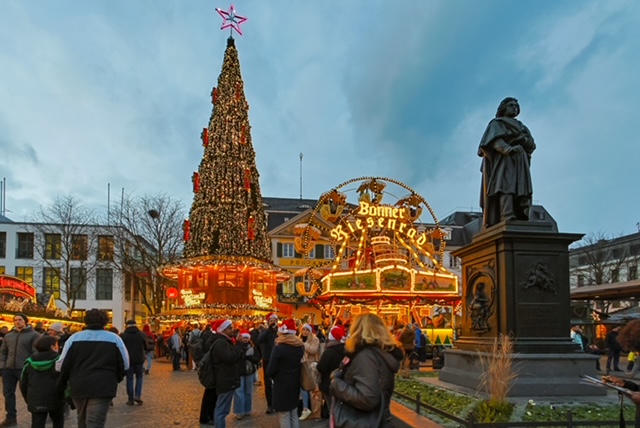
left=279, top=259, right=326, bottom=267
left=252, top=289, right=273, bottom=308
left=0, top=275, right=37, bottom=301
left=330, top=201, right=431, bottom=248
left=181, top=289, right=206, bottom=307
left=166, top=287, right=179, bottom=299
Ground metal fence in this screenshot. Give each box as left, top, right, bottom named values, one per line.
left=392, top=390, right=640, bottom=427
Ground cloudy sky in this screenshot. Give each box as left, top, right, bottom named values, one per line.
left=1, top=0, right=639, bottom=237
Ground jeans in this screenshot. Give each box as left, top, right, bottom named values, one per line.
left=607, top=350, right=621, bottom=370
left=126, top=363, right=144, bottom=400
left=32, top=409, right=64, bottom=428
left=214, top=390, right=234, bottom=428
left=300, top=388, right=310, bottom=410
left=278, top=409, right=300, bottom=428
left=73, top=397, right=112, bottom=428
left=234, top=374, right=253, bottom=416
left=172, top=350, right=181, bottom=370
left=2, top=368, right=21, bottom=420
left=145, top=351, right=154, bottom=372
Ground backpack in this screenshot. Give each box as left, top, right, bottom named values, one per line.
left=189, top=337, right=204, bottom=362
left=197, top=342, right=218, bottom=389
left=145, top=334, right=156, bottom=351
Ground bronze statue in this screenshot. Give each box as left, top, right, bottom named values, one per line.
left=478, top=97, right=536, bottom=227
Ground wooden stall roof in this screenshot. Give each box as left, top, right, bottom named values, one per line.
left=570, top=279, right=640, bottom=301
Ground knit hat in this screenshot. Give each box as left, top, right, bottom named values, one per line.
left=125, top=319, right=136, bottom=326
left=49, top=322, right=64, bottom=334
left=216, top=319, right=233, bottom=333
left=14, top=313, right=28, bottom=323
left=266, top=312, right=278, bottom=322
left=302, top=323, right=313, bottom=333
left=329, top=325, right=346, bottom=342
left=279, top=319, right=297, bottom=335
left=240, top=330, right=251, bottom=339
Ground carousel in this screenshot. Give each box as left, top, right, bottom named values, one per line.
left=298, top=177, right=461, bottom=346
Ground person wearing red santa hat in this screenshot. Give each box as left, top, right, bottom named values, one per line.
left=267, top=319, right=305, bottom=428
left=233, top=330, right=261, bottom=420
left=317, top=325, right=347, bottom=417
left=257, top=312, right=279, bottom=414
left=209, top=319, right=243, bottom=428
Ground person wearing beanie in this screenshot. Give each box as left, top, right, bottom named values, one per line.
left=19, top=335, right=65, bottom=428
left=0, top=312, right=40, bottom=426
left=209, top=319, right=242, bottom=428
left=267, top=319, right=305, bottom=428
left=233, top=330, right=261, bottom=420
left=317, top=325, right=347, bottom=416
left=57, top=309, right=129, bottom=428
left=298, top=323, right=320, bottom=421
left=257, top=313, right=280, bottom=413
left=120, top=320, right=148, bottom=405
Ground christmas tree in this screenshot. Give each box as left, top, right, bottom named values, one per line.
left=160, top=10, right=282, bottom=310
left=184, top=36, right=272, bottom=267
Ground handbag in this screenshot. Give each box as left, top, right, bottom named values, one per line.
left=330, top=348, right=387, bottom=428
left=301, top=361, right=317, bottom=391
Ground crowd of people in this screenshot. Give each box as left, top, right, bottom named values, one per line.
left=0, top=309, right=417, bottom=428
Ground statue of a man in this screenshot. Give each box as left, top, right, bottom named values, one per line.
left=478, top=97, right=536, bottom=227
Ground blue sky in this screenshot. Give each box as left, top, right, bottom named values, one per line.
left=1, top=0, right=639, bottom=237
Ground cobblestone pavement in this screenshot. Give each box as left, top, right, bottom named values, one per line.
left=9, top=358, right=330, bottom=428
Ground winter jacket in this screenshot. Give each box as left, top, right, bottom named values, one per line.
left=267, top=334, right=305, bottom=412
left=170, top=332, right=182, bottom=352
left=20, top=350, right=65, bottom=413
left=257, top=325, right=278, bottom=362
left=201, top=328, right=215, bottom=353
left=210, top=334, right=242, bottom=394
left=0, top=325, right=40, bottom=369
left=302, top=333, right=321, bottom=363
left=316, top=340, right=345, bottom=395
left=330, top=345, right=401, bottom=427
left=57, top=327, right=130, bottom=399
left=120, top=326, right=148, bottom=366
left=237, top=340, right=261, bottom=376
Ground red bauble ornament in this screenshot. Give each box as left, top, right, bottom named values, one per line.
left=211, top=87, right=218, bottom=104
left=240, top=126, right=246, bottom=145
left=166, top=287, right=179, bottom=299
left=192, top=172, right=200, bottom=193
left=183, top=219, right=191, bottom=242
left=248, top=216, right=255, bottom=240
left=236, top=83, right=242, bottom=100
left=244, top=168, right=251, bottom=191
left=201, top=128, right=209, bottom=147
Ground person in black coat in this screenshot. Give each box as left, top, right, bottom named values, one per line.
left=316, top=325, right=346, bottom=414
left=606, top=326, right=622, bottom=371
left=267, top=319, right=305, bottom=428
left=20, top=335, right=65, bottom=428
left=211, top=319, right=242, bottom=428
left=257, top=313, right=279, bottom=413
left=120, top=320, right=148, bottom=405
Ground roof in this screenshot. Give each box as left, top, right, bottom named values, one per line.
left=262, top=197, right=318, bottom=212
left=570, top=279, right=640, bottom=300
left=0, top=214, right=13, bottom=223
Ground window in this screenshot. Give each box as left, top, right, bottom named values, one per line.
left=0, top=232, right=6, bottom=258
left=96, top=268, right=113, bottom=300
left=43, top=267, right=61, bottom=298
left=44, top=234, right=62, bottom=259
left=98, top=235, right=115, bottom=261
left=308, top=246, right=316, bottom=259
left=283, top=243, right=295, bottom=258
left=70, top=268, right=87, bottom=300
left=577, top=274, right=585, bottom=287
left=324, top=245, right=335, bottom=260
left=629, top=265, right=638, bottom=281
left=611, top=268, right=619, bottom=283
left=14, top=266, right=34, bottom=286
left=71, top=235, right=88, bottom=260
left=16, top=233, right=34, bottom=259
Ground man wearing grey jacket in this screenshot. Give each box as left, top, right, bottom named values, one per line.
left=0, top=312, right=40, bottom=427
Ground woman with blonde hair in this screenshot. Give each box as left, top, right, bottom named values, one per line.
left=329, top=313, right=402, bottom=428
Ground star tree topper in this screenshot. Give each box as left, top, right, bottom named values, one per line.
left=216, top=4, right=248, bottom=36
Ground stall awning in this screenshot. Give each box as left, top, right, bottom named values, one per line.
left=570, top=279, right=640, bottom=301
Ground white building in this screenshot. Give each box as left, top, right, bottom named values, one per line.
left=0, top=214, right=137, bottom=330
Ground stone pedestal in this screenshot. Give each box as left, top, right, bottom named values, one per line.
left=439, top=220, right=604, bottom=396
